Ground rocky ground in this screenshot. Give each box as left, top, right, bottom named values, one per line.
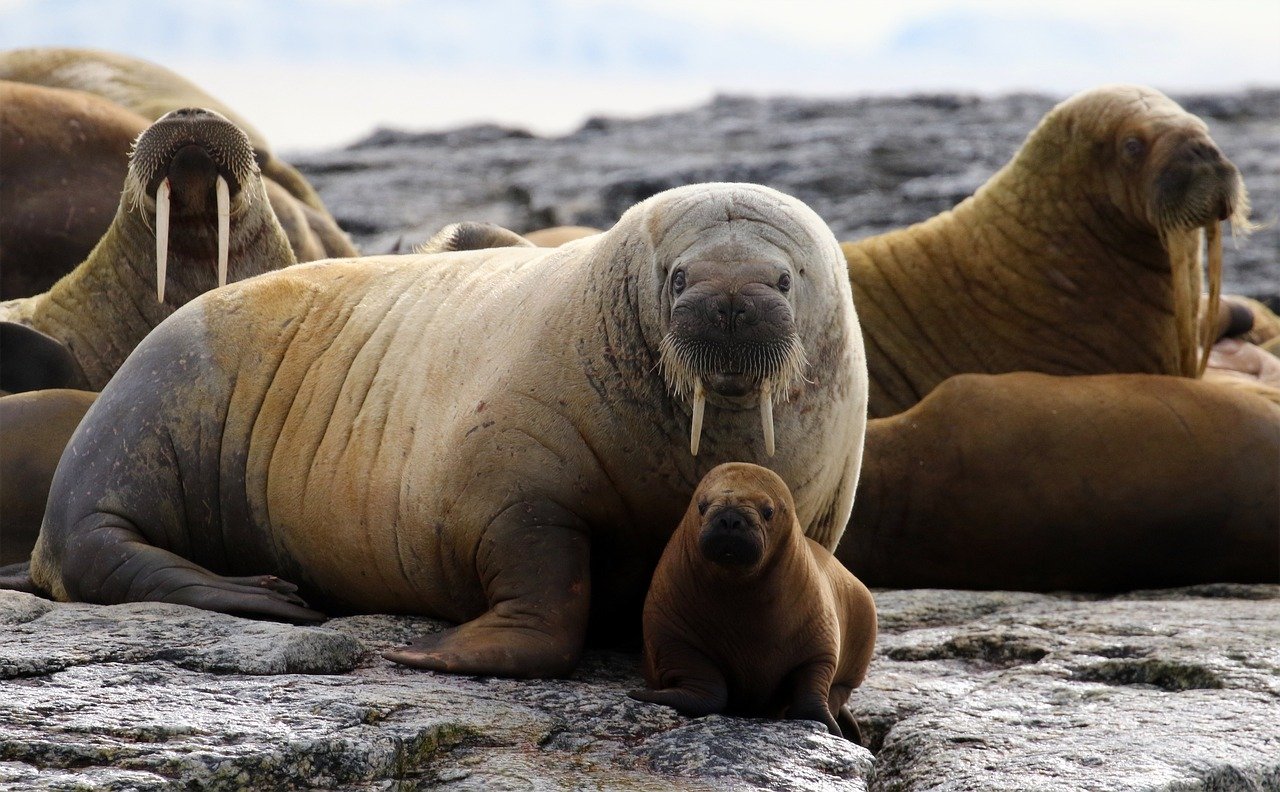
left=294, top=88, right=1280, bottom=303
left=3, top=91, right=1278, bottom=791
left=3, top=585, right=1277, bottom=791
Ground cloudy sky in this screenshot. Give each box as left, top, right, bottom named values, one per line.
left=2, top=0, right=1277, bottom=151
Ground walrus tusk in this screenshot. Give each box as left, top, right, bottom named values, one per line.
left=690, top=379, right=706, bottom=456
left=760, top=380, right=775, bottom=457
left=216, top=174, right=230, bottom=288
left=155, top=178, right=171, bottom=303
left=1197, top=221, right=1223, bottom=377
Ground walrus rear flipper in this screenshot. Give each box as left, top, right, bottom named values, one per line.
left=0, top=322, right=88, bottom=393
left=38, top=514, right=324, bottom=622
left=837, top=705, right=864, bottom=746
left=0, top=561, right=43, bottom=595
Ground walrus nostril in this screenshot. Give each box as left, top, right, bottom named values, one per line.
left=710, top=508, right=748, bottom=533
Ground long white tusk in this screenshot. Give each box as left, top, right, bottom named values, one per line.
left=690, top=379, right=706, bottom=456
left=760, top=380, right=775, bottom=457
left=155, top=179, right=171, bottom=303
left=216, top=174, right=230, bottom=288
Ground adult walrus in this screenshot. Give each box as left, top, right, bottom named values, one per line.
left=0, top=80, right=355, bottom=299
left=632, top=463, right=876, bottom=741
left=26, top=183, right=868, bottom=678
left=0, top=106, right=297, bottom=389
left=843, top=84, right=1251, bottom=417
left=839, top=372, right=1280, bottom=590
left=0, top=47, right=327, bottom=214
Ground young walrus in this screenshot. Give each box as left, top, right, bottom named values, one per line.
left=0, top=106, right=297, bottom=389
left=631, top=463, right=877, bottom=742
left=844, top=84, right=1252, bottom=417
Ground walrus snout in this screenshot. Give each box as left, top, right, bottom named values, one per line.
left=699, top=506, right=765, bottom=568
left=137, top=108, right=255, bottom=199
left=1150, top=136, right=1243, bottom=228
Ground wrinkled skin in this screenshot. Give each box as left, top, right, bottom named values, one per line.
left=631, top=463, right=876, bottom=742
left=26, top=183, right=867, bottom=679
left=841, top=372, right=1280, bottom=590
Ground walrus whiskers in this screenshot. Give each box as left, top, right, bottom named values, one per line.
left=216, top=174, right=230, bottom=289
left=155, top=179, right=170, bottom=303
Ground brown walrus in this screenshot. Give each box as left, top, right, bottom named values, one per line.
left=839, top=371, right=1280, bottom=590
left=24, top=183, right=868, bottom=679
left=0, top=80, right=355, bottom=299
left=0, top=106, right=298, bottom=390
left=0, top=389, right=97, bottom=568
left=843, top=84, right=1251, bottom=418
left=0, top=47, right=327, bottom=214
left=524, top=225, right=603, bottom=247
left=631, top=463, right=876, bottom=741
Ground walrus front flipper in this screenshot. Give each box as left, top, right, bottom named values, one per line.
left=0, top=561, right=42, bottom=594
left=628, top=679, right=730, bottom=717
left=383, top=505, right=590, bottom=678
left=0, top=322, right=88, bottom=392
left=836, top=704, right=864, bottom=746
left=39, top=514, right=324, bottom=622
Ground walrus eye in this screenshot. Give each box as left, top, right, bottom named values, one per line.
left=777, top=273, right=791, bottom=293
left=1123, top=137, right=1145, bottom=160
left=761, top=505, right=774, bottom=520
left=672, top=269, right=686, bottom=295
left=698, top=500, right=709, bottom=516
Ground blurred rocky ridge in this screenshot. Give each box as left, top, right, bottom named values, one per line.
left=295, top=88, right=1280, bottom=303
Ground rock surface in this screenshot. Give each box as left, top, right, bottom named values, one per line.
left=294, top=89, right=1280, bottom=304
left=3, top=585, right=1277, bottom=790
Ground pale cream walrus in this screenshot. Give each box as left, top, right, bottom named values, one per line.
left=843, top=84, right=1252, bottom=417
left=24, top=183, right=868, bottom=679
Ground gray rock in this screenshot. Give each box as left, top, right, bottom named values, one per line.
left=3, top=586, right=1277, bottom=790
left=294, top=89, right=1280, bottom=304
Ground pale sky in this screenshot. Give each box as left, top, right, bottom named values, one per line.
left=3, top=0, right=1277, bottom=151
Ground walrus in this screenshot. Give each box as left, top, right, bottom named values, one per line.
left=0, top=106, right=298, bottom=390
left=839, top=371, right=1280, bottom=590
left=25, top=183, right=868, bottom=678
left=843, top=85, right=1251, bottom=418
left=631, top=463, right=876, bottom=741
left=0, top=389, right=97, bottom=567
left=0, top=47, right=327, bottom=214
left=0, top=80, right=355, bottom=299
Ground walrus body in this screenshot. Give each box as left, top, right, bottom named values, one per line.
left=0, top=80, right=354, bottom=299
left=844, top=85, right=1249, bottom=418
left=524, top=226, right=602, bottom=247
left=0, top=389, right=97, bottom=566
left=633, top=463, right=876, bottom=741
left=0, top=107, right=297, bottom=389
left=30, top=183, right=867, bottom=678
left=841, top=372, right=1280, bottom=590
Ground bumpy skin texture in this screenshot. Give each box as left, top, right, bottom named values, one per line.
left=0, top=80, right=355, bottom=300
left=843, top=85, right=1248, bottom=419
left=632, top=463, right=876, bottom=740
left=841, top=372, right=1280, bottom=590
left=31, top=183, right=868, bottom=679
left=0, top=47, right=329, bottom=215
left=0, top=108, right=298, bottom=389
left=0, top=389, right=97, bottom=566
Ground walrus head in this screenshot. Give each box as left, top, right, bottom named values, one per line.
left=687, top=463, right=798, bottom=573
left=641, top=187, right=838, bottom=458
left=121, top=107, right=260, bottom=303
left=1025, top=85, right=1254, bottom=376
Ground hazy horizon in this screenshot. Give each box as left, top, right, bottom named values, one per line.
left=3, top=0, right=1278, bottom=152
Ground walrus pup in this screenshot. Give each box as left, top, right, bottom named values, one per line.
left=841, top=372, right=1280, bottom=590
left=845, top=85, right=1251, bottom=417
left=631, top=463, right=876, bottom=741
left=28, top=183, right=867, bottom=678
left=0, top=106, right=297, bottom=389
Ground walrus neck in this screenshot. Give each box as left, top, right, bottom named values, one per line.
left=30, top=195, right=292, bottom=389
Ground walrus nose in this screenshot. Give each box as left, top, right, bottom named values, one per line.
left=705, top=293, right=760, bottom=332
left=699, top=507, right=764, bottom=568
